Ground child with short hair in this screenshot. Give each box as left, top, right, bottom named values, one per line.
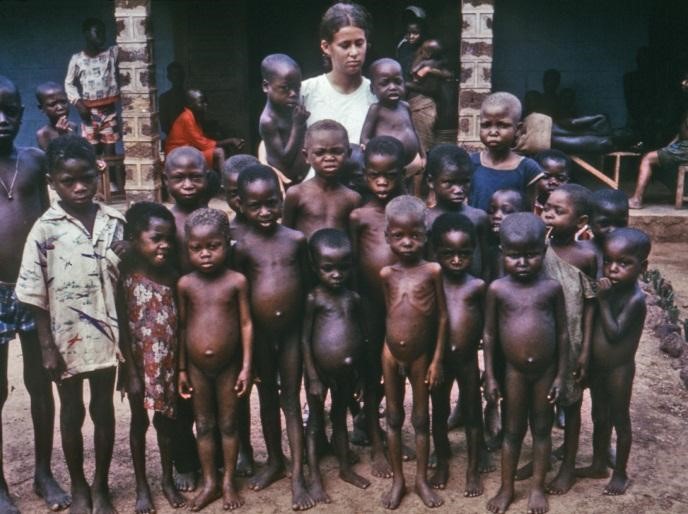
left=532, top=149, right=571, bottom=215
left=589, top=188, right=629, bottom=275
left=16, top=134, right=125, bottom=514
left=177, top=208, right=253, bottom=511
left=469, top=92, right=542, bottom=212
left=428, top=213, right=486, bottom=496
left=348, top=135, right=406, bottom=477
left=283, top=120, right=361, bottom=239
left=223, top=154, right=260, bottom=244
left=575, top=228, right=650, bottom=495
left=233, top=165, right=315, bottom=510
left=118, top=202, right=186, bottom=512
left=259, top=54, right=310, bottom=184
left=302, top=228, right=370, bottom=503
left=483, top=213, right=567, bottom=514
left=35, top=82, right=76, bottom=151
left=379, top=195, right=447, bottom=509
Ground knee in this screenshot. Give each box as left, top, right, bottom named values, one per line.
left=131, top=409, right=150, bottom=434
left=62, top=400, right=86, bottom=428
left=218, top=417, right=237, bottom=438
left=411, top=410, right=429, bottom=433
left=152, top=412, right=173, bottom=436
left=386, top=407, right=404, bottom=430
left=503, top=426, right=526, bottom=445
left=195, top=416, right=217, bottom=438
left=530, top=420, right=551, bottom=440
left=90, top=397, right=114, bottom=424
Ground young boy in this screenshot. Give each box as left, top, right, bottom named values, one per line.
left=233, top=165, right=315, bottom=511
left=575, top=228, right=650, bottom=495
left=35, top=82, right=76, bottom=151
left=379, top=195, right=446, bottom=510
left=0, top=76, right=70, bottom=513
left=177, top=208, right=253, bottom=511
left=16, top=134, right=125, bottom=514
left=589, top=188, right=629, bottom=275
left=283, top=120, right=361, bottom=239
left=484, top=213, right=567, bottom=514
left=469, top=92, right=542, bottom=212
left=302, top=228, right=370, bottom=503
left=428, top=213, right=485, bottom=496
left=223, top=154, right=260, bottom=244
left=348, top=135, right=406, bottom=477
left=259, top=54, right=310, bottom=183
left=532, top=149, right=571, bottom=216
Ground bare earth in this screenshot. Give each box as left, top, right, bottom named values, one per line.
left=4, top=246, right=688, bottom=513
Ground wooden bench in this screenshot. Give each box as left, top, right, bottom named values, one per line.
left=570, top=151, right=641, bottom=189
left=676, top=164, right=688, bottom=209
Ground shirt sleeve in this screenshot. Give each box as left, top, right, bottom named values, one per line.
left=15, top=223, right=50, bottom=311
left=523, top=157, right=544, bottom=187
left=64, top=54, right=81, bottom=104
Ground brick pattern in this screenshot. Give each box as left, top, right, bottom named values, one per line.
left=458, top=0, right=494, bottom=151
left=115, top=0, right=161, bottom=202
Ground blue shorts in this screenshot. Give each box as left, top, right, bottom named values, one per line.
left=0, top=283, right=36, bottom=344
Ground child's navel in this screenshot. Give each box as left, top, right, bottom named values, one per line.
left=344, top=356, right=353, bottom=365
left=205, top=349, right=214, bottom=357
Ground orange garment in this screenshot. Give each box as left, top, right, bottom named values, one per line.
left=165, top=108, right=216, bottom=166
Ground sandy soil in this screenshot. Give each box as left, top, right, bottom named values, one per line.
left=4, top=256, right=688, bottom=513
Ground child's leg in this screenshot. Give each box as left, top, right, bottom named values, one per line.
left=429, top=366, right=452, bottom=489
left=604, top=362, right=635, bottom=495
left=576, top=373, right=611, bottom=479
left=171, top=397, right=199, bottom=491
left=187, top=363, right=221, bottom=511
left=528, top=368, right=556, bottom=514
left=87, top=367, right=117, bottom=513
left=0, top=343, right=18, bottom=514
left=216, top=362, right=245, bottom=510
left=547, top=397, right=583, bottom=495
left=331, top=380, right=369, bottom=489
left=305, top=382, right=330, bottom=503
left=457, top=357, right=485, bottom=497
left=151, top=412, right=186, bottom=508
left=408, top=354, right=443, bottom=508
left=236, top=396, right=254, bottom=476
left=629, top=150, right=660, bottom=208
left=380, top=344, right=405, bottom=510
left=127, top=392, right=154, bottom=513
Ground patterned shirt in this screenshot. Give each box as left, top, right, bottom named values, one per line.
left=65, top=46, right=120, bottom=107
left=16, top=202, right=125, bottom=378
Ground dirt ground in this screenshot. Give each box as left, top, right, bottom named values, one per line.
left=4, top=245, right=688, bottom=514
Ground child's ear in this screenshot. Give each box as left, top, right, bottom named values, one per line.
left=45, top=173, right=54, bottom=189
left=640, top=259, right=649, bottom=273
left=262, top=79, right=269, bottom=94
left=302, top=146, right=310, bottom=164
left=576, top=214, right=589, bottom=230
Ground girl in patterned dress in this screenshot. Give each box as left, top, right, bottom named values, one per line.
left=117, top=202, right=186, bottom=513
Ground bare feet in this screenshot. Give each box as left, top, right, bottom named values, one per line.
left=487, top=486, right=513, bottom=513
left=174, top=470, right=197, bottom=492
left=34, top=474, right=71, bottom=511
left=236, top=448, right=255, bottom=477
left=307, top=480, right=331, bottom=504
left=401, top=443, right=416, bottom=462
left=415, top=478, right=443, bottom=508
left=428, top=461, right=448, bottom=489
left=446, top=403, right=464, bottom=430
left=91, top=485, right=117, bottom=514
left=68, top=484, right=91, bottom=514
left=371, top=451, right=393, bottom=478
left=222, top=483, right=244, bottom=510
left=339, top=468, right=370, bottom=489
left=575, top=463, right=609, bottom=479
left=464, top=471, right=483, bottom=497
left=188, top=481, right=221, bottom=511
left=381, top=479, right=405, bottom=510
left=604, top=471, right=631, bottom=495
left=0, top=485, right=19, bottom=514
left=162, top=480, right=186, bottom=508
left=546, top=466, right=576, bottom=495
left=628, top=197, right=643, bottom=209
left=291, top=479, right=316, bottom=511
left=527, top=488, right=549, bottom=514
left=516, top=455, right=555, bottom=482
left=134, top=484, right=155, bottom=514
left=248, top=460, right=286, bottom=491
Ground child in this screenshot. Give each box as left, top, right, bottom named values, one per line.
left=283, top=120, right=361, bottom=239
left=118, top=202, right=186, bottom=512
left=589, top=188, right=629, bottom=275
left=16, top=134, right=125, bottom=514
left=483, top=213, right=567, bottom=514
left=348, top=136, right=406, bottom=477
left=259, top=54, right=310, bottom=183
left=359, top=58, right=423, bottom=194
left=379, top=195, right=446, bottom=509
left=339, top=144, right=367, bottom=196
left=223, top=154, right=260, bottom=245
left=0, top=76, right=69, bottom=513
left=532, top=149, right=571, bottom=215
left=233, top=165, right=314, bottom=511
left=177, top=208, right=253, bottom=511
left=302, top=228, right=370, bottom=503
left=35, top=82, right=76, bottom=151
left=469, top=92, right=542, bottom=212
left=428, top=213, right=485, bottom=496
left=575, top=228, right=650, bottom=495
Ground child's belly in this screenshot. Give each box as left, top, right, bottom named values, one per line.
left=312, top=320, right=363, bottom=376
left=446, top=315, right=481, bottom=361
left=500, top=314, right=557, bottom=374
left=385, top=303, right=436, bottom=363
left=250, top=279, right=303, bottom=330
left=187, top=334, right=240, bottom=373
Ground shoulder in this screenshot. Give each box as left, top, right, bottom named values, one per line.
left=380, top=265, right=393, bottom=279
left=464, top=205, right=488, bottom=224
left=343, top=186, right=362, bottom=203
left=284, top=182, right=304, bottom=199
left=177, top=273, right=194, bottom=291
left=98, top=203, right=126, bottom=224
left=467, top=275, right=487, bottom=294
left=259, top=107, right=279, bottom=130
left=17, top=146, right=46, bottom=174
left=425, top=261, right=442, bottom=275
left=279, top=225, right=306, bottom=244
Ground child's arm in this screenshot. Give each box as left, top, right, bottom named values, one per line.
left=176, top=281, right=192, bottom=399
left=359, top=103, right=380, bottom=148
left=482, top=285, right=500, bottom=403
left=64, top=57, right=91, bottom=123
left=301, top=293, right=324, bottom=398
left=259, top=105, right=309, bottom=176
left=596, top=279, right=646, bottom=341
left=235, top=274, right=253, bottom=398
left=548, top=285, right=569, bottom=403
left=426, top=265, right=446, bottom=389
left=573, top=299, right=595, bottom=384
left=348, top=211, right=362, bottom=292
left=281, top=188, right=299, bottom=229
left=115, top=279, right=143, bottom=396
left=28, top=306, right=65, bottom=382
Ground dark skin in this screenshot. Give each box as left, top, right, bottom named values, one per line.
left=429, top=230, right=485, bottom=496
left=117, top=217, right=186, bottom=513
left=534, top=158, right=569, bottom=209
left=259, top=62, right=310, bottom=182
left=185, top=89, right=245, bottom=154
left=589, top=201, right=628, bottom=277
left=224, top=168, right=249, bottom=244
left=575, top=239, right=647, bottom=496
left=379, top=212, right=447, bottom=510
left=177, top=224, right=253, bottom=511
left=484, top=237, right=567, bottom=514
left=348, top=153, right=404, bottom=478
left=480, top=103, right=523, bottom=169
left=36, top=87, right=75, bottom=151
left=233, top=178, right=315, bottom=511
left=282, top=128, right=361, bottom=239
left=302, top=244, right=370, bottom=503
left=485, top=190, right=522, bottom=284
left=406, top=40, right=452, bottom=99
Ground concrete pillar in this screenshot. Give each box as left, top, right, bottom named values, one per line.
left=458, top=0, right=494, bottom=151
left=115, top=0, right=161, bottom=202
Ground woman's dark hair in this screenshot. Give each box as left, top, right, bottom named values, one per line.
left=319, top=2, right=372, bottom=43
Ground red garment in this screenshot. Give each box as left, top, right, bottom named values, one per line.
left=165, top=108, right=216, bottom=165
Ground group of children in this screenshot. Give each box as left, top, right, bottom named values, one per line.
left=0, top=57, right=652, bottom=514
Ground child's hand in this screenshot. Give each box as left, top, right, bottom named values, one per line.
left=308, top=378, right=325, bottom=399
left=56, top=116, right=72, bottom=134
left=293, top=103, right=310, bottom=125
left=110, top=240, right=131, bottom=259
left=235, top=367, right=252, bottom=398
left=228, top=138, right=245, bottom=151
left=547, top=378, right=562, bottom=404
left=75, top=101, right=91, bottom=123
left=41, top=346, right=65, bottom=383
left=484, top=376, right=500, bottom=404
left=178, top=371, right=193, bottom=399
left=416, top=65, right=432, bottom=78
left=127, top=372, right=144, bottom=398
left=573, top=357, right=588, bottom=384
left=596, top=277, right=613, bottom=297
left=425, top=361, right=443, bottom=390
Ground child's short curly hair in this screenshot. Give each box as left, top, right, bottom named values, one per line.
left=385, top=194, right=426, bottom=226
left=364, top=135, right=405, bottom=170
left=46, top=134, right=97, bottom=175
left=430, top=212, right=477, bottom=248
left=124, top=201, right=176, bottom=241
left=184, top=207, right=231, bottom=244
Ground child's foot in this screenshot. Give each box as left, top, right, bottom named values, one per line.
left=162, top=479, right=186, bottom=508
left=381, top=479, right=405, bottom=510
left=628, top=197, right=643, bottom=209
left=174, top=470, right=198, bottom=492
left=91, top=485, right=116, bottom=514
left=291, top=479, right=316, bottom=511
left=603, top=471, right=631, bottom=495
left=415, top=479, right=443, bottom=508
left=222, top=483, right=244, bottom=511
left=401, top=443, right=416, bottom=462
left=370, top=451, right=393, bottom=478
left=486, top=486, right=513, bottom=513
left=339, top=468, right=370, bottom=489
left=0, top=486, right=19, bottom=514
left=446, top=404, right=464, bottom=430
left=134, top=483, right=155, bottom=514
left=575, top=463, right=609, bottom=479
left=485, top=431, right=503, bottom=452
left=236, top=449, right=255, bottom=477
left=68, top=484, right=91, bottom=514
left=34, top=473, right=71, bottom=511
left=248, top=460, right=286, bottom=491
left=527, top=487, right=549, bottom=514
left=517, top=455, right=555, bottom=481
left=307, top=480, right=331, bottom=504
left=607, top=446, right=617, bottom=468
left=428, top=461, right=449, bottom=489
left=189, top=482, right=220, bottom=511
left=350, top=426, right=371, bottom=446
left=465, top=470, right=483, bottom=497
left=546, top=466, right=576, bottom=495
left=479, top=447, right=496, bottom=473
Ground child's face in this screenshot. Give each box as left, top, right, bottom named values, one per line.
left=364, top=153, right=403, bottom=202
left=304, top=129, right=349, bottom=179
left=502, top=238, right=545, bottom=282
left=0, top=87, right=23, bottom=144
left=187, top=224, right=228, bottom=274
left=48, top=157, right=98, bottom=209
left=602, top=239, right=645, bottom=287
left=38, top=89, right=69, bottom=123
left=263, top=66, right=301, bottom=108
left=536, top=158, right=569, bottom=199
left=488, top=192, right=520, bottom=234
left=371, top=62, right=404, bottom=105
left=590, top=202, right=628, bottom=240
left=541, top=190, right=584, bottom=237
left=134, top=217, right=175, bottom=268
left=84, top=24, right=106, bottom=50
left=240, top=179, right=282, bottom=232
left=164, top=155, right=208, bottom=208
left=224, top=171, right=241, bottom=213
left=313, top=245, right=352, bottom=291
left=436, top=230, right=474, bottom=278
left=405, top=23, right=422, bottom=45
left=479, top=104, right=518, bottom=150
left=321, top=25, right=368, bottom=77
left=430, top=165, right=470, bottom=208
left=385, top=214, right=426, bottom=262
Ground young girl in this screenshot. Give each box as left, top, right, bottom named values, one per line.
left=118, top=202, right=186, bottom=513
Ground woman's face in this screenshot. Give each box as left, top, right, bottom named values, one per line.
left=321, top=26, right=367, bottom=77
